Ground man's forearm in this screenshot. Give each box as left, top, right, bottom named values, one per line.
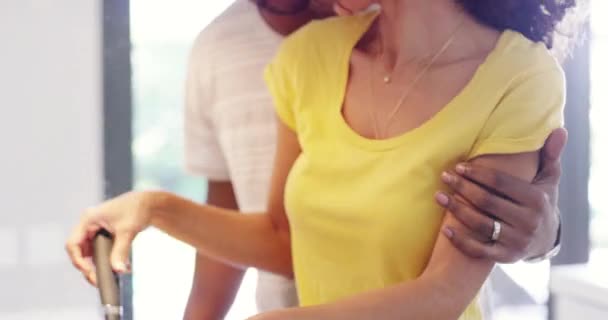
left=149, top=191, right=293, bottom=276
left=183, top=181, right=245, bottom=320
left=184, top=254, right=245, bottom=320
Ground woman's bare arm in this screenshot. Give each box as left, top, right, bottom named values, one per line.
left=66, top=121, right=300, bottom=281
left=151, top=121, right=300, bottom=276
left=249, top=151, right=540, bottom=320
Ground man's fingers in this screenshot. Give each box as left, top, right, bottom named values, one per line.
left=536, top=157, right=562, bottom=187
left=443, top=226, right=518, bottom=263
left=536, top=129, right=568, bottom=185
left=452, top=164, right=527, bottom=202
left=437, top=194, right=530, bottom=250
left=541, top=128, right=568, bottom=164
left=110, top=231, right=135, bottom=273
left=441, top=171, right=529, bottom=226
left=452, top=164, right=547, bottom=209
left=442, top=226, right=501, bottom=260
left=436, top=193, right=494, bottom=241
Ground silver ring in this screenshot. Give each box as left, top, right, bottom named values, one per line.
left=491, top=220, right=502, bottom=242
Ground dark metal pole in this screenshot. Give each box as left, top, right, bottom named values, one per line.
left=102, top=0, right=133, bottom=319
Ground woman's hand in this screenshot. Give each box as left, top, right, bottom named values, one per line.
left=65, top=191, right=160, bottom=285
left=436, top=128, right=567, bottom=263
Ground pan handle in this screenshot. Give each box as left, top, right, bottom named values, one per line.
left=92, top=229, right=122, bottom=320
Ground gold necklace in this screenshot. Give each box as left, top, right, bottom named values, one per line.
left=369, top=16, right=466, bottom=139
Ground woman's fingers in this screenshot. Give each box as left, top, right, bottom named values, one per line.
left=65, top=216, right=99, bottom=279
left=67, top=192, right=153, bottom=282
left=539, top=128, right=567, bottom=173
left=84, top=269, right=98, bottom=287
left=65, top=237, right=87, bottom=274
left=66, top=239, right=98, bottom=287
left=66, top=209, right=114, bottom=286
left=110, top=231, right=135, bottom=273
left=66, top=191, right=153, bottom=290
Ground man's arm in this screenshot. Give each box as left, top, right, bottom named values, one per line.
left=437, top=128, right=567, bottom=262
left=182, top=20, right=248, bottom=320
left=183, top=181, right=244, bottom=320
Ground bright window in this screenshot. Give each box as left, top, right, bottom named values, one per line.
left=130, top=1, right=257, bottom=319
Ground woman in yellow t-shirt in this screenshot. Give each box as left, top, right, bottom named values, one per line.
left=255, top=1, right=570, bottom=318
left=66, top=1, right=577, bottom=319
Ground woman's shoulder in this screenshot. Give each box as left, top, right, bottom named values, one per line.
left=466, top=30, right=567, bottom=160
left=496, top=30, right=564, bottom=79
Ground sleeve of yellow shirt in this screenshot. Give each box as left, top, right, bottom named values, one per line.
left=468, top=67, right=566, bottom=159
left=264, top=38, right=300, bottom=132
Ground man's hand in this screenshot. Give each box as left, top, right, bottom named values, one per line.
left=435, top=128, right=568, bottom=263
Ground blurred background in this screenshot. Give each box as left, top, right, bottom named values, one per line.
left=0, top=0, right=605, bottom=319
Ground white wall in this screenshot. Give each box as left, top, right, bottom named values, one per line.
left=0, top=0, right=103, bottom=318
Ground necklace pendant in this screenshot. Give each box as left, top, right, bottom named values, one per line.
left=383, top=75, right=391, bottom=84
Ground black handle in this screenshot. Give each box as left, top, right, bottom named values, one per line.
left=92, top=229, right=122, bottom=320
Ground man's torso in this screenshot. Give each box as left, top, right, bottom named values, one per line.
left=188, top=0, right=297, bottom=311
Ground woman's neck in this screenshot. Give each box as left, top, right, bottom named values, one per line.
left=375, top=0, right=471, bottom=69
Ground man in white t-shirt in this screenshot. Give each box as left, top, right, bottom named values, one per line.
left=183, top=2, right=334, bottom=318
left=182, top=1, right=566, bottom=319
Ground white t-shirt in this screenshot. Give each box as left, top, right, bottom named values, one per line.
left=184, top=0, right=298, bottom=312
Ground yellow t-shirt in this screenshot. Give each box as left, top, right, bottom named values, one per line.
left=264, top=11, right=565, bottom=320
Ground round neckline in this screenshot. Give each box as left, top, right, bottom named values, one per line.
left=332, top=13, right=512, bottom=152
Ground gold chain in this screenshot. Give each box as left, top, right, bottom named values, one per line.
left=369, top=16, right=466, bottom=139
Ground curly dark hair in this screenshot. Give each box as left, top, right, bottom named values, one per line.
left=458, top=0, right=578, bottom=49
